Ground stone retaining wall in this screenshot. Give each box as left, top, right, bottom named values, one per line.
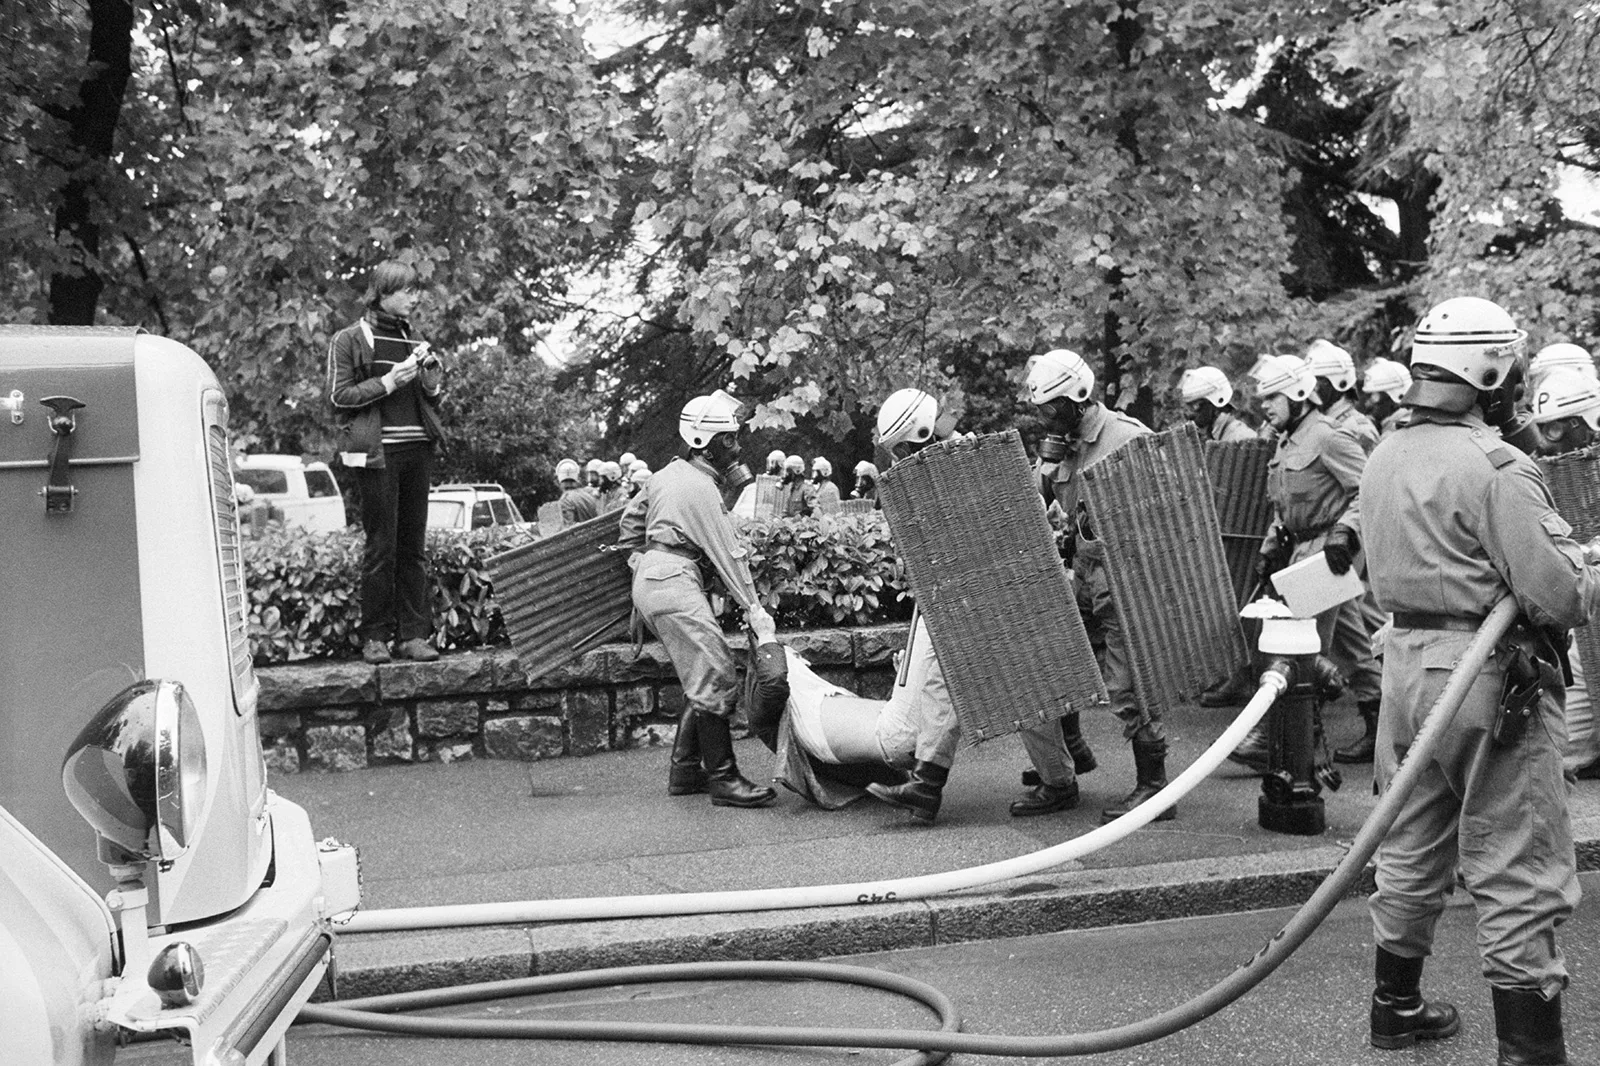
left=255, top=623, right=909, bottom=773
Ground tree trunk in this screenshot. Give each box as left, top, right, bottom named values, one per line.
left=48, top=0, right=135, bottom=326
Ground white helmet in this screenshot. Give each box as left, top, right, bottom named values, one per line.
left=1305, top=339, right=1357, bottom=392
left=678, top=389, right=744, bottom=449
left=1531, top=369, right=1600, bottom=429
left=585, top=458, right=603, bottom=474
left=1179, top=366, right=1233, bottom=408
left=600, top=460, right=622, bottom=481
left=1410, top=296, right=1527, bottom=390
left=1360, top=358, right=1413, bottom=404
left=1024, top=348, right=1094, bottom=405
left=629, top=465, right=652, bottom=485
left=782, top=453, right=805, bottom=474
left=854, top=460, right=879, bottom=479
left=1531, top=342, right=1597, bottom=384
left=619, top=451, right=637, bottom=469
left=766, top=449, right=786, bottom=467
left=555, top=458, right=581, bottom=483
left=876, top=388, right=939, bottom=450
left=1249, top=354, right=1315, bottom=402
left=811, top=456, right=832, bottom=478
left=628, top=459, right=649, bottom=477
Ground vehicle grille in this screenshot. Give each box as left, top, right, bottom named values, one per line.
left=204, top=390, right=259, bottom=715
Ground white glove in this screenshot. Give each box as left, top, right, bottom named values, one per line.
left=746, top=604, right=776, bottom=643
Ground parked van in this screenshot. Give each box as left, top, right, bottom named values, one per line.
left=0, top=327, right=359, bottom=1065
left=234, top=454, right=347, bottom=533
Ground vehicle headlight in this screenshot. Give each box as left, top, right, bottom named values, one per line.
left=61, top=679, right=210, bottom=865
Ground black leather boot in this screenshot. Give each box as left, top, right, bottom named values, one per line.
left=1492, top=987, right=1566, bottom=1065
left=1010, top=779, right=1079, bottom=816
left=667, top=708, right=707, bottom=795
left=1061, top=712, right=1098, bottom=775
left=1226, top=723, right=1270, bottom=774
left=696, top=712, right=776, bottom=808
left=1022, top=712, right=1097, bottom=787
left=1100, top=740, right=1176, bottom=824
left=866, top=760, right=949, bottom=824
left=1335, top=699, right=1380, bottom=764
left=1369, top=947, right=1460, bottom=1049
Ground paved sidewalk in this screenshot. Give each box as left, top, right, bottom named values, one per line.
left=277, top=696, right=1600, bottom=998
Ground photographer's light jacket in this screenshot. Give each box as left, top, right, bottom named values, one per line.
left=326, top=313, right=444, bottom=469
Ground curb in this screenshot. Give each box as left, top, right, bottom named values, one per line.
left=322, top=815, right=1600, bottom=1000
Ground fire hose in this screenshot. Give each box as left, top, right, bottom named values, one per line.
left=298, top=597, right=1516, bottom=1057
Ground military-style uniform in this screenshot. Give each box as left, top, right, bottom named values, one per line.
left=1209, top=410, right=1258, bottom=443
left=618, top=457, right=761, bottom=721
left=1326, top=395, right=1381, bottom=454
left=559, top=485, right=598, bottom=526
left=1362, top=409, right=1597, bottom=996
left=1041, top=403, right=1156, bottom=740
left=1262, top=409, right=1382, bottom=705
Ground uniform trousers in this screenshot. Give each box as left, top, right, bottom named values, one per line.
left=631, top=552, right=739, bottom=718
left=1076, top=541, right=1160, bottom=743
left=1371, top=626, right=1579, bottom=998
left=1564, top=640, right=1599, bottom=775
left=873, top=615, right=961, bottom=768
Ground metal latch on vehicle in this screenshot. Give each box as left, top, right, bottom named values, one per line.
left=1, top=389, right=22, bottom=424
left=40, top=395, right=85, bottom=513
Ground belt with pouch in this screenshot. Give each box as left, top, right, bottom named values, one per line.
left=1391, top=611, right=1488, bottom=633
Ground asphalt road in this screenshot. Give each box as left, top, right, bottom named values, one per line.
left=124, top=872, right=1598, bottom=1066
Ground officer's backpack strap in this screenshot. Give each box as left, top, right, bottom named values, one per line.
left=1467, top=429, right=1518, bottom=469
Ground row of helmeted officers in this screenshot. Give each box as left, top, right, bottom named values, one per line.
left=612, top=295, right=1596, bottom=1066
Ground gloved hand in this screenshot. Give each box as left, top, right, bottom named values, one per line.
left=746, top=603, right=777, bottom=644
left=1322, top=525, right=1359, bottom=576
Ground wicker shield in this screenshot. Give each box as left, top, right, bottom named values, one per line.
left=877, top=430, right=1108, bottom=745
left=487, top=509, right=632, bottom=683
left=1538, top=446, right=1600, bottom=712
left=1204, top=437, right=1275, bottom=605
left=1080, top=424, right=1250, bottom=718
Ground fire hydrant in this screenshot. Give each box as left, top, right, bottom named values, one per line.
left=1243, top=600, right=1344, bottom=836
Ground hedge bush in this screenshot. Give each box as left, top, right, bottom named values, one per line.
left=244, top=512, right=908, bottom=666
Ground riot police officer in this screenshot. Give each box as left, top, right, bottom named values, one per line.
left=1360, top=296, right=1599, bottom=1065
left=617, top=389, right=778, bottom=809
left=1179, top=365, right=1257, bottom=442
left=1024, top=349, right=1156, bottom=823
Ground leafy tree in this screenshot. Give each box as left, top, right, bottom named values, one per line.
left=433, top=341, right=603, bottom=511
left=3, top=0, right=626, bottom=455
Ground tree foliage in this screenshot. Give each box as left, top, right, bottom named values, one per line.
left=574, top=0, right=1599, bottom=443
left=3, top=0, right=625, bottom=453
left=4, top=0, right=1598, bottom=471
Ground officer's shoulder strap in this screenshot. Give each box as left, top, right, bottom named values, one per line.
left=1466, top=428, right=1517, bottom=469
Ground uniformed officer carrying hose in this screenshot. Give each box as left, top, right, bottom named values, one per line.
left=617, top=389, right=778, bottom=809
left=1360, top=296, right=1600, bottom=1066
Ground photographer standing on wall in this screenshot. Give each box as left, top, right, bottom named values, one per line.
left=327, top=259, right=446, bottom=664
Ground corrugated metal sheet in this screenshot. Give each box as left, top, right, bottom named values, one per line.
left=1204, top=437, right=1275, bottom=605
left=878, top=430, right=1108, bottom=745
left=487, top=509, right=632, bottom=683
left=1539, top=445, right=1600, bottom=711
left=1081, top=424, right=1250, bottom=718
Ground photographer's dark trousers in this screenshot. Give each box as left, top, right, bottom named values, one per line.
left=1370, top=625, right=1578, bottom=998
left=357, top=441, right=435, bottom=643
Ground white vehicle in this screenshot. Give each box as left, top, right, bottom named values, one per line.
left=426, top=481, right=529, bottom=532
left=233, top=454, right=347, bottom=533
left=0, top=327, right=360, bottom=1065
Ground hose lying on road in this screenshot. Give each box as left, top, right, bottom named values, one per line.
left=301, top=597, right=1515, bottom=1056
left=344, top=665, right=1290, bottom=934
